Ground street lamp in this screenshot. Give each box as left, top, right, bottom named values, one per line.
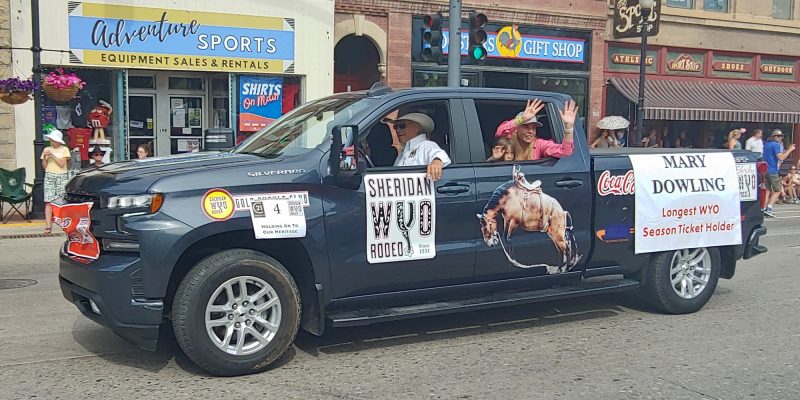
left=635, top=0, right=655, bottom=145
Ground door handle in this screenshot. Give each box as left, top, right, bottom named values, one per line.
left=436, top=184, right=470, bottom=194
left=555, top=179, right=584, bottom=189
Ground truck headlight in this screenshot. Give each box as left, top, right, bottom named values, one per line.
left=107, top=193, right=164, bottom=213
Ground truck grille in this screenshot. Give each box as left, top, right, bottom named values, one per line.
left=64, top=191, right=99, bottom=204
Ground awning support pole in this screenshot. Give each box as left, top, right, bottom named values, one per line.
left=636, top=7, right=651, bottom=145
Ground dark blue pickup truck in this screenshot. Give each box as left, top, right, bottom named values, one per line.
left=59, top=86, right=767, bottom=376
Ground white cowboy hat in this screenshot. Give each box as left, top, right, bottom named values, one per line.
left=391, top=112, right=435, bottom=134
left=597, top=116, right=630, bottom=130
left=44, top=129, right=65, bottom=145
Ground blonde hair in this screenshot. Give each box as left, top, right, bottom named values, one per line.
left=727, top=129, right=741, bottom=141
left=510, top=130, right=533, bottom=160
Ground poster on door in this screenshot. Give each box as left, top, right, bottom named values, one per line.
left=629, top=153, right=742, bottom=254
left=239, top=76, right=282, bottom=132
left=365, top=173, right=436, bottom=264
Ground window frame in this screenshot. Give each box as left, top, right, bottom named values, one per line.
left=772, top=0, right=794, bottom=19
left=666, top=0, right=694, bottom=8
left=360, top=98, right=469, bottom=171
left=703, top=0, right=729, bottom=12
left=462, top=96, right=574, bottom=166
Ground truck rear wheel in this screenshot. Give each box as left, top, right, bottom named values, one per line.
left=642, top=247, right=720, bottom=314
left=172, top=249, right=301, bottom=376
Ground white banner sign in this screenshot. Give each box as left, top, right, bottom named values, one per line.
left=365, top=173, right=436, bottom=264
left=629, top=153, right=742, bottom=254
left=736, top=163, right=757, bottom=202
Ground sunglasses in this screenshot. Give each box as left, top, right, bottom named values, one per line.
left=395, top=122, right=407, bottom=129
left=92, top=153, right=104, bottom=156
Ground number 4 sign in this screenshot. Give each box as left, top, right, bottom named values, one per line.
left=249, top=198, right=307, bottom=239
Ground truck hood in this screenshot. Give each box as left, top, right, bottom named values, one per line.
left=67, top=152, right=280, bottom=195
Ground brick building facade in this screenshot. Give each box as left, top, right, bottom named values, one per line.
left=603, top=0, right=800, bottom=158
left=334, top=0, right=608, bottom=132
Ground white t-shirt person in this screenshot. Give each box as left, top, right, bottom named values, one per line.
left=745, top=134, right=764, bottom=157
left=388, top=112, right=451, bottom=181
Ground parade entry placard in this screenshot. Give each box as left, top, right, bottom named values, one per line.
left=629, top=153, right=742, bottom=254
left=365, top=173, right=436, bottom=264
left=736, top=163, right=757, bottom=202
left=249, top=199, right=306, bottom=239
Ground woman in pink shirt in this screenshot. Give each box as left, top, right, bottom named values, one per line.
left=495, top=99, right=578, bottom=160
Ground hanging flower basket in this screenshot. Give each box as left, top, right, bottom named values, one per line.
left=42, top=69, right=85, bottom=102
left=0, top=77, right=37, bottom=105
left=0, top=91, right=32, bottom=105
left=42, top=82, right=80, bottom=102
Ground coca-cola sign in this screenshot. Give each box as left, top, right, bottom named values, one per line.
left=598, top=170, right=635, bottom=196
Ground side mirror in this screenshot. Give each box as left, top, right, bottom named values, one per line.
left=330, top=125, right=364, bottom=189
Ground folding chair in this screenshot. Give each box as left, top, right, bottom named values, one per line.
left=0, top=167, right=34, bottom=223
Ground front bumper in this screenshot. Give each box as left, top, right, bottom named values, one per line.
left=743, top=226, right=768, bottom=259
left=59, top=247, right=163, bottom=351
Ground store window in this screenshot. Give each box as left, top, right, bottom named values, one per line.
left=234, top=75, right=303, bottom=145
left=40, top=67, right=121, bottom=166
left=530, top=77, right=588, bottom=125
left=413, top=70, right=480, bottom=87
left=773, top=0, right=794, bottom=19
left=210, top=78, right=230, bottom=129
left=666, top=0, right=693, bottom=8
left=704, top=0, right=728, bottom=12
left=169, top=77, right=204, bottom=91
left=128, top=75, right=155, bottom=90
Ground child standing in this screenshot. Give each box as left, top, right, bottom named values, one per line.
left=41, top=129, right=71, bottom=234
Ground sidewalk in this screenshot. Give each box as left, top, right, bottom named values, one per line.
left=0, top=216, right=64, bottom=237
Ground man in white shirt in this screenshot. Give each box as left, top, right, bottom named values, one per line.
left=745, top=128, right=764, bottom=159
left=387, top=112, right=451, bottom=181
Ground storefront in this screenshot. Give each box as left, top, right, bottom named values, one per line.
left=411, top=18, right=595, bottom=124
left=603, top=43, right=800, bottom=162
left=13, top=0, right=333, bottom=168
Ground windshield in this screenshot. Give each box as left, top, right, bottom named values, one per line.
left=234, top=95, right=377, bottom=157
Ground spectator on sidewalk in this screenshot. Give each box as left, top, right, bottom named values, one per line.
left=726, top=129, right=743, bottom=150
left=763, top=129, right=796, bottom=217
left=41, top=130, right=70, bottom=234
left=784, top=166, right=800, bottom=204
left=745, top=128, right=764, bottom=159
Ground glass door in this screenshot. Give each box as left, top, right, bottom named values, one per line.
left=128, top=94, right=156, bottom=159
left=169, top=96, right=204, bottom=154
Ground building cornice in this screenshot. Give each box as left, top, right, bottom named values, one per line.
left=336, top=0, right=606, bottom=30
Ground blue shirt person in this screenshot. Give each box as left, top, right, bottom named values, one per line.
left=762, top=130, right=796, bottom=217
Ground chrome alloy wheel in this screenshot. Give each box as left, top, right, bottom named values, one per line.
left=205, top=276, right=282, bottom=356
left=669, top=248, right=712, bottom=300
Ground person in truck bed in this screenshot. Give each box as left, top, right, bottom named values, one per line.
left=495, top=99, right=577, bottom=161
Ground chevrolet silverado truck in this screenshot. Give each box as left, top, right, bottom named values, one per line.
left=59, top=85, right=767, bottom=376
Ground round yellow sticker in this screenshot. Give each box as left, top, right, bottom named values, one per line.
left=202, top=189, right=235, bottom=221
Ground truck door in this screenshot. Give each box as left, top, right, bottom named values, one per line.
left=465, top=97, right=592, bottom=282
left=324, top=98, right=477, bottom=300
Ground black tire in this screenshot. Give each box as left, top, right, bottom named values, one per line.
left=642, top=247, right=721, bottom=314
left=172, top=249, right=301, bottom=376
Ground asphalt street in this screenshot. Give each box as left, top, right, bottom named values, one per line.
left=0, top=207, right=798, bottom=400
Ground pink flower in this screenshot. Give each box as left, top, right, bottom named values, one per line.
left=44, top=70, right=85, bottom=90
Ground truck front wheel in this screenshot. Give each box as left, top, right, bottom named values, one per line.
left=172, top=249, right=301, bottom=376
left=642, top=247, right=721, bottom=314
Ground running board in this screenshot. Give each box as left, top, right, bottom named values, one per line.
left=328, top=278, right=641, bottom=328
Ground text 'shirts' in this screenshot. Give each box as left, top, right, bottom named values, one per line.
left=365, top=173, right=436, bottom=264
left=629, top=153, right=742, bottom=254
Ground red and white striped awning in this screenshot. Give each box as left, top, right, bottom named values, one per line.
left=608, top=77, right=800, bottom=123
